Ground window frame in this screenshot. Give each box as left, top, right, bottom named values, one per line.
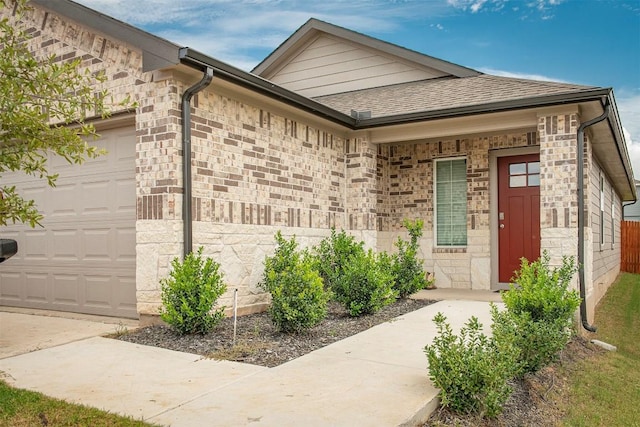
left=433, top=157, right=468, bottom=248
left=611, top=186, right=615, bottom=249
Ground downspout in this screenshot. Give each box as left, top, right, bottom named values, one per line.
left=181, top=67, right=213, bottom=258
left=577, top=100, right=610, bottom=332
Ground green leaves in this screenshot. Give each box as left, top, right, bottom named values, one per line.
left=425, top=312, right=518, bottom=418
left=496, top=251, right=581, bottom=376
left=160, top=247, right=228, bottom=335
left=260, top=233, right=330, bottom=333
left=0, top=0, right=131, bottom=227
left=334, top=248, right=397, bottom=317
left=392, top=219, right=429, bottom=298
left=311, top=228, right=364, bottom=291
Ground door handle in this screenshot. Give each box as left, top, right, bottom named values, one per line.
left=500, top=224, right=505, bottom=229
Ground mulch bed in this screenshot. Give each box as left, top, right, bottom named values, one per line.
left=116, top=298, right=436, bottom=368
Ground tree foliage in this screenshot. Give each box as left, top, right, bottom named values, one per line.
left=0, top=0, right=130, bottom=227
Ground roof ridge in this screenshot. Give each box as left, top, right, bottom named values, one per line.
left=480, top=73, right=597, bottom=90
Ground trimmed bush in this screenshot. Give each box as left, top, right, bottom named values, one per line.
left=392, top=219, right=429, bottom=298
left=502, top=252, right=580, bottom=324
left=494, top=252, right=581, bottom=375
left=160, top=247, right=227, bottom=335
left=334, top=249, right=397, bottom=316
left=312, top=228, right=364, bottom=291
left=424, top=311, right=518, bottom=418
left=261, top=232, right=330, bottom=333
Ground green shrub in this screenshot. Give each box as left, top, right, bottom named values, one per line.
left=312, top=228, right=364, bottom=291
left=496, top=252, right=581, bottom=375
left=503, top=252, right=580, bottom=324
left=392, top=219, right=429, bottom=298
left=261, top=232, right=330, bottom=333
left=334, top=249, right=397, bottom=316
left=492, top=307, right=574, bottom=376
left=424, top=311, right=518, bottom=418
left=160, top=247, right=227, bottom=335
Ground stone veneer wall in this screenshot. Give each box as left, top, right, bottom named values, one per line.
left=376, top=131, right=538, bottom=290
left=136, top=81, right=385, bottom=317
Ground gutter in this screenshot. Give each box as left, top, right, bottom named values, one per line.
left=576, top=99, right=611, bottom=333
left=181, top=67, right=213, bottom=258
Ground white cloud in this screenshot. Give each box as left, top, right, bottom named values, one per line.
left=76, top=0, right=438, bottom=70
left=477, top=67, right=568, bottom=83
left=448, top=0, right=557, bottom=16
left=470, top=0, right=487, bottom=13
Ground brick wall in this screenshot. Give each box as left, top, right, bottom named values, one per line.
left=5, top=4, right=147, bottom=116
left=376, top=131, right=537, bottom=290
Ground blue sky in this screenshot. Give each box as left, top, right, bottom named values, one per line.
left=77, top=0, right=640, bottom=178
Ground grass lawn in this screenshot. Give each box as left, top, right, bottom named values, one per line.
left=562, top=272, right=640, bottom=426
left=0, top=380, right=155, bottom=427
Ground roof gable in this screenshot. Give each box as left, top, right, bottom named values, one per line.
left=253, top=18, right=480, bottom=97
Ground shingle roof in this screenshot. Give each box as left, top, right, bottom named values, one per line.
left=313, top=74, right=597, bottom=118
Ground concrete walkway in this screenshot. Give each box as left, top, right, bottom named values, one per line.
left=0, top=298, right=498, bottom=426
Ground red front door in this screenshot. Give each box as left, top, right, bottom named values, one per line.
left=498, top=154, right=541, bottom=283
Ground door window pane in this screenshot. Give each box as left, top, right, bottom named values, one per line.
left=510, top=175, right=527, bottom=187
left=509, top=163, right=526, bottom=174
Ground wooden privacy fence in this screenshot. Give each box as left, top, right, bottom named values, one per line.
left=621, top=220, right=640, bottom=274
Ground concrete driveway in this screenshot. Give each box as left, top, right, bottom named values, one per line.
left=0, top=308, right=138, bottom=359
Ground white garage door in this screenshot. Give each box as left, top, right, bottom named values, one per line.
left=0, top=126, right=137, bottom=318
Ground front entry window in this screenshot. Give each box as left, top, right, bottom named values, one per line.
left=509, top=161, right=540, bottom=188
left=435, top=158, right=467, bottom=246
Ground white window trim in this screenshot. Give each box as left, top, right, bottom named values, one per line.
left=611, top=186, right=615, bottom=249
left=433, top=156, right=467, bottom=248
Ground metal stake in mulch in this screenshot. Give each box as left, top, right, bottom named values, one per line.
left=233, top=288, right=238, bottom=346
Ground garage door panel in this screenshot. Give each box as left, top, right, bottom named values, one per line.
left=52, top=274, right=81, bottom=305
left=85, top=275, right=112, bottom=308
left=114, top=276, right=137, bottom=311
left=116, top=227, right=136, bottom=260
left=52, top=229, right=80, bottom=261
left=23, top=185, right=49, bottom=214
left=0, top=126, right=137, bottom=318
left=25, top=273, right=48, bottom=303
left=23, top=229, right=48, bottom=260
left=84, top=229, right=112, bottom=261
left=0, top=272, right=22, bottom=300
left=116, top=178, right=136, bottom=214
left=50, top=183, right=78, bottom=217
left=82, top=180, right=112, bottom=214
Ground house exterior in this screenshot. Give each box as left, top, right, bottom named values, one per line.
left=0, top=0, right=635, bottom=327
left=623, top=180, right=640, bottom=221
